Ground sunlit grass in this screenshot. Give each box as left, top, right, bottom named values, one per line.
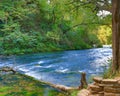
left=102, top=60, right=120, bottom=79
left=0, top=73, right=67, bottom=96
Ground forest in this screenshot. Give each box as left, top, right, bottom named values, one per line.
left=0, top=0, right=112, bottom=55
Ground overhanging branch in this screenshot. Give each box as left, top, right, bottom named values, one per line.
left=63, top=22, right=111, bottom=34
left=67, top=0, right=112, bottom=13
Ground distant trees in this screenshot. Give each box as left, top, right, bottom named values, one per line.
left=0, top=0, right=111, bottom=55
left=97, top=25, right=112, bottom=44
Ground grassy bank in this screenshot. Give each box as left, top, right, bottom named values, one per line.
left=0, top=73, right=68, bottom=96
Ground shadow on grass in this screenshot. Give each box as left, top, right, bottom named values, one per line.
left=0, top=73, right=68, bottom=96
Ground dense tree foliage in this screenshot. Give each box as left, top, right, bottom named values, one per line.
left=0, top=0, right=111, bottom=55
left=72, top=0, right=120, bottom=74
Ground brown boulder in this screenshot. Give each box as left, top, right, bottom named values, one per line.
left=104, top=87, right=120, bottom=93
left=104, top=92, right=120, bottom=96
left=102, top=79, right=118, bottom=84
left=93, top=77, right=103, bottom=83
left=88, top=84, right=103, bottom=92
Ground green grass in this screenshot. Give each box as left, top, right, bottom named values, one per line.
left=98, top=60, right=120, bottom=79
left=0, top=73, right=68, bottom=96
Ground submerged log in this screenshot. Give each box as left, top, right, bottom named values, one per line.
left=0, top=66, right=16, bottom=74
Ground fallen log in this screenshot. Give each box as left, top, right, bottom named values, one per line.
left=39, top=80, right=78, bottom=92
left=49, top=83, right=78, bottom=91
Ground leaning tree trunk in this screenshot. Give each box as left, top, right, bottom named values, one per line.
left=112, top=0, right=120, bottom=73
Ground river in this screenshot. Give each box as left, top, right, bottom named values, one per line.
left=0, top=48, right=112, bottom=87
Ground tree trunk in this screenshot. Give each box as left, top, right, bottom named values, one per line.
left=112, top=0, right=120, bottom=73
left=79, top=72, right=88, bottom=89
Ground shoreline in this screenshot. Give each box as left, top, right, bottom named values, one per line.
left=0, top=72, right=69, bottom=96
left=0, top=47, right=105, bottom=56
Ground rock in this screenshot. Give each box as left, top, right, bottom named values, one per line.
left=117, top=81, right=120, bottom=85
left=104, top=87, right=120, bottom=93
left=0, top=66, right=16, bottom=74
left=89, top=94, right=103, bottom=96
left=102, top=79, right=118, bottom=84
left=89, top=90, right=104, bottom=95
left=104, top=92, right=120, bottom=96
left=99, top=83, right=120, bottom=87
left=79, top=78, right=120, bottom=96
left=89, top=90, right=99, bottom=94
left=98, top=91, right=104, bottom=96
left=88, top=84, right=103, bottom=92
left=98, top=84, right=104, bottom=87
left=93, top=77, right=103, bottom=83
left=89, top=94, right=99, bottom=96
left=114, top=77, right=120, bottom=81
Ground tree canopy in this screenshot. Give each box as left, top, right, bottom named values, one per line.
left=0, top=0, right=112, bottom=55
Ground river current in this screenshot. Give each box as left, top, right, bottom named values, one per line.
left=0, top=48, right=112, bottom=87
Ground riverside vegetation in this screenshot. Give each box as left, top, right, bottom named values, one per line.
left=0, top=0, right=112, bottom=96
left=0, top=73, right=68, bottom=96
left=0, top=0, right=111, bottom=55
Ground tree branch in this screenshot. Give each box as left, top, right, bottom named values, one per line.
left=67, top=0, right=112, bottom=13
left=63, top=22, right=111, bottom=34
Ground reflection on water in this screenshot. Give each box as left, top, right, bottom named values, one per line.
left=0, top=48, right=112, bottom=87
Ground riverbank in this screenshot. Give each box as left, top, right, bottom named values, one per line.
left=0, top=47, right=93, bottom=56
left=0, top=73, right=68, bottom=96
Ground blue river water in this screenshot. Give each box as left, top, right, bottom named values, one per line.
left=0, top=48, right=112, bottom=87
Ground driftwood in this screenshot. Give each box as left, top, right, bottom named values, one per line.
left=79, top=72, right=88, bottom=89
left=0, top=66, right=16, bottom=74
left=49, top=83, right=78, bottom=91
left=40, top=80, right=78, bottom=92
left=45, top=72, right=88, bottom=91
